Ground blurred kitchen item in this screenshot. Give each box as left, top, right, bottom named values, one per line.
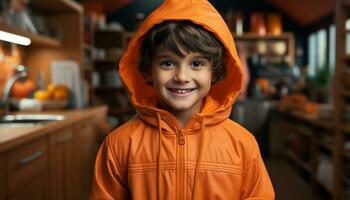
left=134, top=12, right=145, bottom=31
left=317, top=104, right=334, bottom=120
left=250, top=12, right=266, bottom=35
left=107, top=22, right=124, bottom=31
left=36, top=71, right=45, bottom=90
left=271, top=41, right=287, bottom=55
left=95, top=13, right=106, bottom=30
left=317, top=154, right=333, bottom=189
left=51, top=60, right=83, bottom=108
left=2, top=64, right=27, bottom=114
left=10, top=77, right=36, bottom=98
left=103, top=70, right=123, bottom=88
left=92, top=71, right=100, bottom=87
left=234, top=11, right=244, bottom=36
left=7, top=0, right=37, bottom=33
left=302, top=102, right=319, bottom=114
left=93, top=48, right=106, bottom=60
left=41, top=99, right=68, bottom=110
left=18, top=98, right=42, bottom=111
left=106, top=48, right=124, bottom=59
left=226, top=9, right=243, bottom=35
left=267, top=13, right=282, bottom=35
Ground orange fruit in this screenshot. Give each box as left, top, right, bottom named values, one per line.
left=34, top=90, right=50, bottom=101
left=53, top=88, right=69, bottom=100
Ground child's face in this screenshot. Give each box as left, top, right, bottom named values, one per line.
left=150, top=48, right=213, bottom=114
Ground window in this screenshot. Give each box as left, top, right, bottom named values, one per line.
left=308, top=29, right=327, bottom=77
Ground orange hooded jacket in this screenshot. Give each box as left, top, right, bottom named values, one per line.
left=91, top=0, right=275, bottom=199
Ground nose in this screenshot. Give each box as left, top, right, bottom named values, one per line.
left=173, top=66, right=190, bottom=83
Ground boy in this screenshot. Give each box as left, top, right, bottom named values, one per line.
left=91, top=0, right=274, bottom=199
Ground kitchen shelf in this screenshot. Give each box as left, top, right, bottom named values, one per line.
left=0, top=21, right=61, bottom=47
left=30, top=0, right=82, bottom=13
left=314, top=139, right=333, bottom=152
left=293, top=126, right=313, bottom=138
left=90, top=29, right=133, bottom=123
left=234, top=32, right=294, bottom=40
left=233, top=32, right=295, bottom=65
left=286, top=150, right=312, bottom=173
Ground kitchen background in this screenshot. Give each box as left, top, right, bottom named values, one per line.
left=0, top=0, right=349, bottom=199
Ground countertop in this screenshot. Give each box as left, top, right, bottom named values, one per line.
left=0, top=105, right=107, bottom=153
left=271, top=101, right=335, bottom=130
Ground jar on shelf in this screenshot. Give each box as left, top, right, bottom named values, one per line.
left=267, top=13, right=282, bottom=35
left=250, top=12, right=266, bottom=35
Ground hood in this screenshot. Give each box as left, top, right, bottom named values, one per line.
left=119, top=0, right=243, bottom=128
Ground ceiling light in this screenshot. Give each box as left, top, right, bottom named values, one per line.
left=0, top=30, right=31, bottom=46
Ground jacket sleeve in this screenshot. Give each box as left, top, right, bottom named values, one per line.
left=240, top=138, right=275, bottom=200
left=90, top=135, right=130, bottom=200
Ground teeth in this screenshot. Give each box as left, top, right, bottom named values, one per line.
left=171, top=89, right=193, bottom=94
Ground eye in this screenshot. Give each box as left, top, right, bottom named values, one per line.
left=160, top=60, right=175, bottom=68
left=191, top=60, right=207, bottom=69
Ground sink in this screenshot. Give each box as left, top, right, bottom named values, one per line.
left=0, top=114, right=65, bottom=127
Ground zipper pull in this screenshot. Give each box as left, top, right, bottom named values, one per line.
left=178, top=130, right=185, bottom=145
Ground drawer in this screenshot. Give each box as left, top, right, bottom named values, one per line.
left=5, top=136, right=48, bottom=197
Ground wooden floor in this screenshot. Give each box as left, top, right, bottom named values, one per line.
left=265, top=155, right=314, bottom=200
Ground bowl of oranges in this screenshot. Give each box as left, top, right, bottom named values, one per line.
left=33, top=83, right=69, bottom=110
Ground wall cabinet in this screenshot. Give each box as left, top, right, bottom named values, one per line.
left=0, top=0, right=84, bottom=95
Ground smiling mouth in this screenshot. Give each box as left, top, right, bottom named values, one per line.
left=168, top=88, right=196, bottom=94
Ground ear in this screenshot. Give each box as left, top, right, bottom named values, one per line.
left=211, top=73, right=217, bottom=83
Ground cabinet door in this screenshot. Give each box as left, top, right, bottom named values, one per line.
left=5, top=136, right=49, bottom=200
left=50, top=127, right=75, bottom=200
left=9, top=176, right=48, bottom=200
left=74, top=120, right=99, bottom=200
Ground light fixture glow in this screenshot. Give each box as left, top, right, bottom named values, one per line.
left=0, top=30, right=31, bottom=46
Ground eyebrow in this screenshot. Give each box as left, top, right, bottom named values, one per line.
left=155, top=53, right=208, bottom=60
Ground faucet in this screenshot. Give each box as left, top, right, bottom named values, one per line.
left=2, top=65, right=28, bottom=114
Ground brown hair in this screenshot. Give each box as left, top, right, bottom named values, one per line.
left=139, top=20, right=226, bottom=82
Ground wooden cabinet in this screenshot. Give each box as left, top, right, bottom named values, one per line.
left=49, top=114, right=106, bottom=200
left=2, top=136, right=49, bottom=200
left=0, top=107, right=107, bottom=200
left=49, top=127, right=75, bottom=200
left=73, top=120, right=100, bottom=200
left=271, top=107, right=336, bottom=199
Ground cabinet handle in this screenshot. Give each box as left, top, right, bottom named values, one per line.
left=19, top=150, right=44, bottom=165
left=57, top=133, right=73, bottom=144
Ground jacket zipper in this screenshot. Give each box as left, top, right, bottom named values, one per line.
left=177, top=129, right=185, bottom=200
